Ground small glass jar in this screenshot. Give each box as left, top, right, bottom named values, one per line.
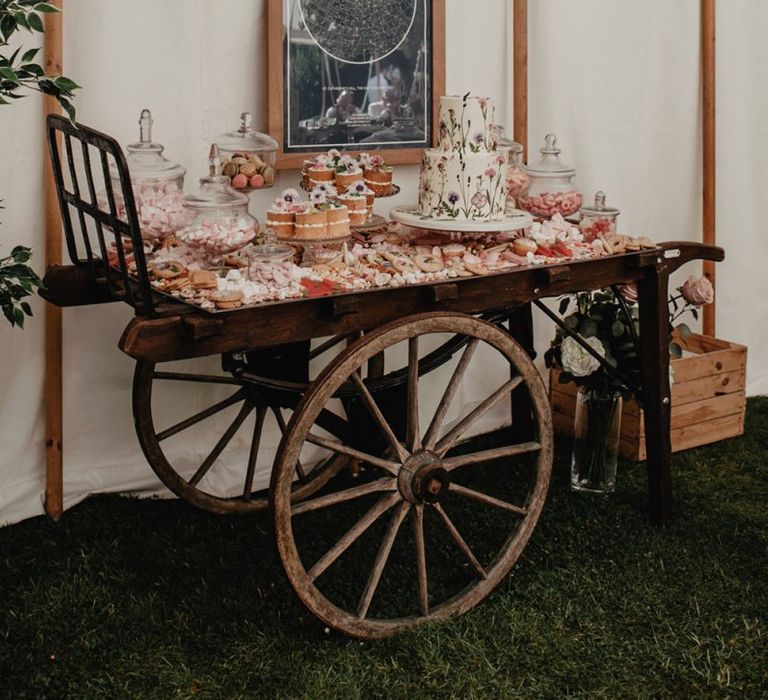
left=176, top=146, right=258, bottom=257
left=215, top=112, right=278, bottom=192
left=518, top=133, right=582, bottom=219
left=109, top=109, right=187, bottom=242
left=247, top=243, right=295, bottom=286
left=492, top=124, right=528, bottom=214
left=579, top=191, right=620, bottom=242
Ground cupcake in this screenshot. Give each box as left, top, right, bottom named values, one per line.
left=307, top=162, right=336, bottom=186
left=266, top=189, right=303, bottom=239
left=338, top=192, right=368, bottom=225
left=347, top=180, right=375, bottom=218
left=319, top=202, right=351, bottom=237
left=335, top=161, right=364, bottom=194
left=363, top=154, right=393, bottom=196
left=294, top=208, right=328, bottom=240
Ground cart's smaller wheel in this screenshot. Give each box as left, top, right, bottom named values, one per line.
left=272, top=313, right=553, bottom=639
left=132, top=357, right=348, bottom=514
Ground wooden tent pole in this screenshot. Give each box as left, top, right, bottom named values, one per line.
left=43, top=0, right=64, bottom=519
left=701, top=0, right=716, bottom=336
left=512, top=0, right=528, bottom=159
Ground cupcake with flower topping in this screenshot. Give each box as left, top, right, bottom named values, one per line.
left=347, top=179, right=375, bottom=217
left=338, top=190, right=368, bottom=225
left=363, top=154, right=393, bottom=196
left=334, top=156, right=364, bottom=194
left=266, top=188, right=303, bottom=239
left=318, top=201, right=350, bottom=237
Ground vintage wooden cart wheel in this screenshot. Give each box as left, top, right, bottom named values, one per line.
left=133, top=349, right=348, bottom=514
left=272, top=312, right=553, bottom=638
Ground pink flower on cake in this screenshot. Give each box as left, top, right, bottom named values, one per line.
left=471, top=192, right=488, bottom=208
left=484, top=167, right=497, bottom=179
left=681, top=276, right=714, bottom=306
left=496, top=155, right=507, bottom=165
left=327, top=148, right=341, bottom=160
left=368, top=154, right=385, bottom=169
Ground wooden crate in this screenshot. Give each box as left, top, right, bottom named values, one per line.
left=549, top=334, right=747, bottom=460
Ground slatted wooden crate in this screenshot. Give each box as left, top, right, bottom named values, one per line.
left=549, top=333, right=747, bottom=460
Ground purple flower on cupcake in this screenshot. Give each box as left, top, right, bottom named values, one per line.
left=349, top=180, right=372, bottom=196
left=313, top=182, right=338, bottom=198
left=280, top=188, right=301, bottom=204
left=310, top=188, right=327, bottom=204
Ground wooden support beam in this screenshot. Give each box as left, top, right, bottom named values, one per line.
left=44, top=0, right=64, bottom=519
left=701, top=0, right=716, bottom=336
left=512, top=0, right=528, bottom=159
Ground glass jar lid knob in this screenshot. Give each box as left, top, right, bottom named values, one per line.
left=541, top=133, right=560, bottom=156
left=593, top=191, right=607, bottom=210
left=238, top=112, right=254, bottom=135
left=204, top=144, right=231, bottom=186
left=128, top=108, right=163, bottom=154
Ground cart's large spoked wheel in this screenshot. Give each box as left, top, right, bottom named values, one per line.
left=272, top=313, right=553, bottom=639
left=133, top=349, right=349, bottom=514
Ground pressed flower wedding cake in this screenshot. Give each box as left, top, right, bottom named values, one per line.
left=417, top=94, right=508, bottom=221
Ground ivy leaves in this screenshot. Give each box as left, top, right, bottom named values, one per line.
left=0, top=1, right=80, bottom=120
left=0, top=244, right=43, bottom=328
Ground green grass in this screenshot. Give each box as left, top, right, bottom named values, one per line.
left=1, top=399, right=767, bottom=699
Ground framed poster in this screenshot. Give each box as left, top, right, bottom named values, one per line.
left=267, top=0, right=445, bottom=169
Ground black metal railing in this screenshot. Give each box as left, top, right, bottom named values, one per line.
left=46, top=114, right=154, bottom=314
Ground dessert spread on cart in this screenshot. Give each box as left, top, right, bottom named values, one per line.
left=110, top=98, right=655, bottom=313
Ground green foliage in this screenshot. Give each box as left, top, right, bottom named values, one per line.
left=0, top=0, right=80, bottom=120
left=0, top=241, right=43, bottom=328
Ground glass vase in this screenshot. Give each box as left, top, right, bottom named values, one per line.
left=570, top=387, right=622, bottom=493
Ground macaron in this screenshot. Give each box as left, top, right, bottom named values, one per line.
left=231, top=173, right=249, bottom=189
left=250, top=173, right=265, bottom=189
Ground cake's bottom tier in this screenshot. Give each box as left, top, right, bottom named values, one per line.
left=417, top=150, right=508, bottom=221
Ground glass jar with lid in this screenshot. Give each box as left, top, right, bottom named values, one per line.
left=518, top=133, right=582, bottom=219
left=492, top=124, right=528, bottom=214
left=247, top=243, right=295, bottom=287
left=176, top=146, right=258, bottom=257
left=216, top=112, right=278, bottom=192
left=107, top=109, right=187, bottom=242
left=579, top=191, right=620, bottom=242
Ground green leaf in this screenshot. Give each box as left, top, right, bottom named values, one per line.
left=20, top=46, right=40, bottom=62
left=558, top=297, right=570, bottom=315
left=669, top=342, right=683, bottom=359
left=0, top=65, right=18, bottom=83
left=677, top=322, right=692, bottom=338
left=27, top=10, right=43, bottom=32
left=2, top=303, right=15, bottom=326
left=21, top=301, right=32, bottom=316
left=558, top=371, right=574, bottom=385
left=564, top=315, right=579, bottom=331
left=19, top=62, right=43, bottom=76
left=611, top=320, right=625, bottom=338
left=691, top=308, right=699, bottom=321
left=13, top=305, right=24, bottom=327
left=580, top=319, right=598, bottom=338
left=11, top=245, right=31, bottom=262
left=53, top=75, right=79, bottom=92
left=34, top=3, right=61, bottom=12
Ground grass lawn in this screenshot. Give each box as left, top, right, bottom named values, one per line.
left=1, top=398, right=766, bottom=699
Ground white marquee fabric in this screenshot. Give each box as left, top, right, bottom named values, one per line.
left=0, top=0, right=764, bottom=525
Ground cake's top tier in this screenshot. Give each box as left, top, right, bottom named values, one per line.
left=437, top=95, right=496, bottom=154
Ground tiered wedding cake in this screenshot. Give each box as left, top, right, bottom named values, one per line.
left=417, top=94, right=508, bottom=221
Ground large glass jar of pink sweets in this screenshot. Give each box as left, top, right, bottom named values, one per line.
left=109, top=109, right=187, bottom=242
left=176, top=148, right=258, bottom=258
left=216, top=112, right=278, bottom=192
left=518, top=133, right=582, bottom=219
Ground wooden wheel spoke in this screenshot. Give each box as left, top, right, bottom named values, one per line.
left=306, top=433, right=400, bottom=475
left=413, top=503, right=429, bottom=616
left=449, top=483, right=528, bottom=516
left=308, top=492, right=402, bottom=581
left=350, top=372, right=409, bottom=462
left=432, top=503, right=487, bottom=580
left=153, top=371, right=242, bottom=386
left=357, top=501, right=411, bottom=620
left=189, top=402, right=253, bottom=487
left=242, top=406, right=267, bottom=501
left=156, top=390, right=246, bottom=442
left=406, top=336, right=421, bottom=452
left=273, top=407, right=306, bottom=480
left=423, top=339, right=479, bottom=450
left=435, top=376, right=524, bottom=456
left=291, top=477, right=396, bottom=516
left=443, top=441, right=541, bottom=471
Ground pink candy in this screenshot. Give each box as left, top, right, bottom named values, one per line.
left=518, top=189, right=583, bottom=219
left=176, top=218, right=256, bottom=255
left=115, top=180, right=187, bottom=242
left=506, top=168, right=530, bottom=201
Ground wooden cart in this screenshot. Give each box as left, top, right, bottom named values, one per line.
left=42, top=116, right=724, bottom=639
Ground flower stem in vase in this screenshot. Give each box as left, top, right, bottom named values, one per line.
left=571, top=388, right=621, bottom=493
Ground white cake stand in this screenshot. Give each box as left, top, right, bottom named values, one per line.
left=389, top=205, right=533, bottom=233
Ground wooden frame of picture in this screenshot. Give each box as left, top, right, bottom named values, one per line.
left=266, top=0, right=445, bottom=169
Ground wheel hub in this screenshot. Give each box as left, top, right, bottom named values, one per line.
left=398, top=450, right=450, bottom=504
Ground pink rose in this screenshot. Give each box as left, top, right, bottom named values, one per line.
left=681, top=276, right=714, bottom=306
left=616, top=283, right=638, bottom=303
left=368, top=154, right=385, bottom=169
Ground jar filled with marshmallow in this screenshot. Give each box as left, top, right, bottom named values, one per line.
left=492, top=124, right=528, bottom=214
left=247, top=243, right=295, bottom=287
left=109, top=109, right=187, bottom=242
left=176, top=146, right=258, bottom=257
left=215, top=112, right=278, bottom=192
left=579, top=191, right=620, bottom=242
left=518, top=133, right=582, bottom=219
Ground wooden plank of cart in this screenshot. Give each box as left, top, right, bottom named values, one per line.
left=42, top=115, right=723, bottom=640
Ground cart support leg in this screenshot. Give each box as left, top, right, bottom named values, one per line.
left=638, top=266, right=672, bottom=525
left=507, top=304, right=535, bottom=443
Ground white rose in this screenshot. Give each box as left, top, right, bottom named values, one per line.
left=560, top=335, right=605, bottom=377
